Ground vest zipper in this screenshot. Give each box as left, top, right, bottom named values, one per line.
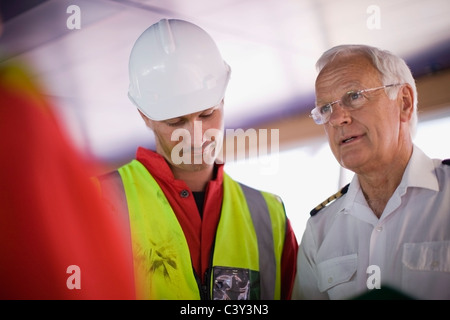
left=194, top=268, right=209, bottom=300
left=203, top=231, right=219, bottom=300
left=201, top=268, right=211, bottom=300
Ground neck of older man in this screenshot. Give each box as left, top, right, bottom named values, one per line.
left=357, top=142, right=413, bottom=219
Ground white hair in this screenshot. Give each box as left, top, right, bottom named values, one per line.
left=316, top=44, right=418, bottom=137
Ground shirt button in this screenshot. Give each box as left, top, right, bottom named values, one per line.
left=180, top=190, right=189, bottom=198
left=328, top=277, right=333, bottom=284
left=376, top=226, right=383, bottom=232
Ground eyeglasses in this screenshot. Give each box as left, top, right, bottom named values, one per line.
left=310, top=83, right=403, bottom=125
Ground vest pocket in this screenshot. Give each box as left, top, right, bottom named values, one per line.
left=317, top=253, right=357, bottom=293
left=212, top=266, right=260, bottom=300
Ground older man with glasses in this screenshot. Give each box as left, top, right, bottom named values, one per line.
left=292, top=44, right=450, bottom=300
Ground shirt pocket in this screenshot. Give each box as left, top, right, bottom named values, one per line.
left=402, top=241, right=450, bottom=299
left=317, top=253, right=357, bottom=293
left=403, top=241, right=450, bottom=272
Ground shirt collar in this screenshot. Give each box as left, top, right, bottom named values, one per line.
left=401, top=144, right=439, bottom=192
left=339, top=144, right=439, bottom=213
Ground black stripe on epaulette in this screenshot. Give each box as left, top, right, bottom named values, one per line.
left=442, top=159, right=450, bottom=165
left=310, top=183, right=350, bottom=216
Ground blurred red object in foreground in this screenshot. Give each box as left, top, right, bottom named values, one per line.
left=0, top=63, right=135, bottom=299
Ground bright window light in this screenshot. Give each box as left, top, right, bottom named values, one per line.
left=225, top=113, right=450, bottom=242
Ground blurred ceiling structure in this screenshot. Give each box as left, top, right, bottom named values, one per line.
left=1, top=0, right=450, bottom=166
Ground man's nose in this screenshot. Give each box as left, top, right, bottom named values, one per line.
left=328, top=102, right=352, bottom=126
left=188, top=120, right=204, bottom=148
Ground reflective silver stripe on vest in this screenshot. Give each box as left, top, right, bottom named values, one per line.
left=239, top=183, right=276, bottom=300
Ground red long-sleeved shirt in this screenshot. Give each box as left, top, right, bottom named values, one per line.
left=136, top=147, right=298, bottom=299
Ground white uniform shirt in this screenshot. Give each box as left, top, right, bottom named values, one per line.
left=293, top=145, right=450, bottom=300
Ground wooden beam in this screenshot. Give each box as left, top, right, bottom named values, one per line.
left=415, top=68, right=450, bottom=114
left=222, top=68, right=450, bottom=161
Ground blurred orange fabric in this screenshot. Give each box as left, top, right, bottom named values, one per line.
left=0, top=63, right=135, bottom=299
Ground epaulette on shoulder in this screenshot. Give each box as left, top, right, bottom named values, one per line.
left=442, top=159, right=450, bottom=165
left=310, top=183, right=350, bottom=216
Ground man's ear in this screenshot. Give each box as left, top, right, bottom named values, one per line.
left=138, top=110, right=153, bottom=129
left=399, top=84, right=414, bottom=123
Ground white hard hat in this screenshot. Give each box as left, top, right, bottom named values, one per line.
left=128, top=19, right=231, bottom=121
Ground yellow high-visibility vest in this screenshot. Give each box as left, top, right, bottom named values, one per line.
left=95, top=160, right=286, bottom=300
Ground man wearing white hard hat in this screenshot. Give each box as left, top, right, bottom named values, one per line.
left=94, top=18, right=298, bottom=300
